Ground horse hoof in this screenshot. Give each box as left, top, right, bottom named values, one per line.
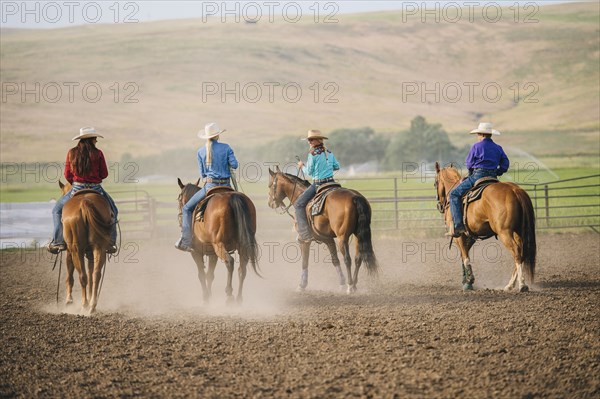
left=503, top=285, right=513, bottom=292
left=463, top=283, right=474, bottom=292
left=519, top=285, right=529, bottom=293
left=296, top=285, right=306, bottom=292
left=346, top=285, right=357, bottom=294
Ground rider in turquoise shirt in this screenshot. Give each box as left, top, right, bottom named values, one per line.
left=295, top=129, right=340, bottom=243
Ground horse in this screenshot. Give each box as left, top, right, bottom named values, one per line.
left=268, top=166, right=378, bottom=293
left=434, top=162, right=536, bottom=292
left=177, top=179, right=259, bottom=304
left=59, top=181, right=112, bottom=314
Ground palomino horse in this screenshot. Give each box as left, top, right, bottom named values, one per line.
left=59, top=181, right=112, bottom=314
left=434, top=162, right=536, bottom=292
left=177, top=179, right=259, bottom=304
left=268, top=167, right=378, bottom=293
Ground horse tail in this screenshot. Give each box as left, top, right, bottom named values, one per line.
left=80, top=197, right=112, bottom=245
left=514, top=187, right=536, bottom=283
left=229, top=194, right=260, bottom=277
left=353, top=195, right=379, bottom=276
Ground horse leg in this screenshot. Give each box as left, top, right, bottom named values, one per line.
left=71, top=248, right=88, bottom=311
left=325, top=239, right=345, bottom=290
left=207, top=254, right=218, bottom=300
left=339, top=239, right=354, bottom=294
left=214, top=244, right=235, bottom=304
left=498, top=231, right=528, bottom=292
left=456, top=237, right=475, bottom=291
left=191, top=252, right=209, bottom=304
left=298, top=241, right=311, bottom=291
left=88, top=249, right=106, bottom=315
left=237, top=254, right=248, bottom=304
left=65, top=252, right=75, bottom=305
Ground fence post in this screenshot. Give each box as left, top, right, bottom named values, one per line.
left=544, top=184, right=549, bottom=227
left=394, top=177, right=399, bottom=229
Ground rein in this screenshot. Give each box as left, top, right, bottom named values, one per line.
left=52, top=251, right=63, bottom=305
left=436, top=170, right=460, bottom=214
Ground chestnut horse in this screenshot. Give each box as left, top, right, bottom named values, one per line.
left=177, top=179, right=259, bottom=304
left=59, top=181, right=112, bottom=314
left=268, top=167, right=378, bottom=293
left=434, top=162, right=536, bottom=292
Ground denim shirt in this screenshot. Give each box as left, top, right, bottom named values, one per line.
left=197, top=141, right=238, bottom=179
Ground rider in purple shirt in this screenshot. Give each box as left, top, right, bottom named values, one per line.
left=448, top=123, right=509, bottom=237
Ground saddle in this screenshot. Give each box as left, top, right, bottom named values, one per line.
left=71, top=189, right=102, bottom=197
left=462, top=177, right=499, bottom=234
left=308, top=183, right=342, bottom=216
left=193, top=186, right=235, bottom=222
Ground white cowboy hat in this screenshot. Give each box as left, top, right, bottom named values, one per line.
left=72, top=127, right=104, bottom=141
left=198, top=122, right=226, bottom=140
left=301, top=129, right=328, bottom=141
left=470, top=122, right=501, bottom=135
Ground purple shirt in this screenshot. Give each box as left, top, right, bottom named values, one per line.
left=465, top=138, right=509, bottom=175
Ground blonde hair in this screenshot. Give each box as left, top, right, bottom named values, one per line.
left=205, top=136, right=219, bottom=167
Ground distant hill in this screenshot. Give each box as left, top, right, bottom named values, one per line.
left=1, top=2, right=598, bottom=162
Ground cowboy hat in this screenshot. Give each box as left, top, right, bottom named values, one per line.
left=72, top=127, right=104, bottom=141
left=470, top=122, right=501, bottom=135
left=301, top=129, right=328, bottom=141
left=198, top=122, right=226, bottom=140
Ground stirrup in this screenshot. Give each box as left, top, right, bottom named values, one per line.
left=174, top=238, right=194, bottom=253
left=47, top=242, right=66, bottom=254
left=106, top=245, right=118, bottom=254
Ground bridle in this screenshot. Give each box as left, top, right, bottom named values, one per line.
left=435, top=169, right=460, bottom=214
left=269, top=173, right=298, bottom=220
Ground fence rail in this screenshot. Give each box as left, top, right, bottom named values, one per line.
left=113, top=174, right=600, bottom=237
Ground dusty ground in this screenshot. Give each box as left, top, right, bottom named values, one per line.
left=1, top=230, right=599, bottom=398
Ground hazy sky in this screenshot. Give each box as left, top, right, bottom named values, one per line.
left=0, top=0, right=574, bottom=29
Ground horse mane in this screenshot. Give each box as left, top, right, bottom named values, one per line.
left=282, top=173, right=310, bottom=188
left=182, top=183, right=201, bottom=198
left=444, top=166, right=462, bottom=181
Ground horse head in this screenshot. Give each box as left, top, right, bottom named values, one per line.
left=267, top=166, right=285, bottom=209
left=177, top=177, right=201, bottom=227
left=58, top=180, right=72, bottom=196
left=434, top=162, right=461, bottom=213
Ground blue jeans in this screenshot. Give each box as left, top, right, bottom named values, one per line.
left=294, top=183, right=319, bottom=240
left=181, top=182, right=224, bottom=246
left=449, top=169, right=498, bottom=230
left=52, top=185, right=119, bottom=245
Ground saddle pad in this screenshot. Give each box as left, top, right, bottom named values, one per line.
left=464, top=178, right=498, bottom=205
left=308, top=185, right=341, bottom=216
left=194, top=188, right=234, bottom=222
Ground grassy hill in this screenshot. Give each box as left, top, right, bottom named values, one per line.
left=1, top=2, right=598, bottom=163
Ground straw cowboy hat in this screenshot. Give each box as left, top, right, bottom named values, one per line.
left=198, top=122, right=226, bottom=140
left=470, top=122, right=501, bottom=135
left=72, top=127, right=104, bottom=141
left=301, top=129, right=328, bottom=141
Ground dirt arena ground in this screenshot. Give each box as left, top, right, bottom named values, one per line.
left=1, top=228, right=599, bottom=398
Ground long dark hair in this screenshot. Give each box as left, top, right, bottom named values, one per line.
left=69, top=138, right=98, bottom=176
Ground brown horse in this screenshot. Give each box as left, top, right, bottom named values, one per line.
left=268, top=167, right=378, bottom=293
left=434, top=162, right=536, bottom=292
left=177, top=179, right=259, bottom=304
left=59, top=181, right=112, bottom=314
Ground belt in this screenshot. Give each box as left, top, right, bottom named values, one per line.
left=473, top=168, right=496, bottom=173
left=314, top=177, right=334, bottom=184
left=73, top=182, right=101, bottom=187
left=206, top=177, right=230, bottom=184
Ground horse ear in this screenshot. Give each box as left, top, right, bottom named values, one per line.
left=269, top=168, right=274, bottom=176
left=58, top=180, right=64, bottom=189
left=450, top=162, right=453, bottom=168
left=195, top=178, right=201, bottom=187
left=435, top=162, right=440, bottom=173
left=275, top=165, right=281, bottom=172
left=177, top=178, right=184, bottom=189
